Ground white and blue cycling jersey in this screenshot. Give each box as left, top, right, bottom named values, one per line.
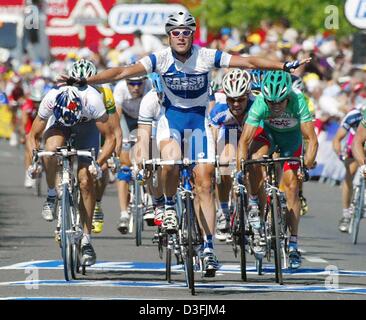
left=139, top=45, right=232, bottom=160
left=341, top=108, right=363, bottom=135
left=208, top=95, right=255, bottom=143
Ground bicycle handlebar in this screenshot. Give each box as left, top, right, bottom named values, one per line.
left=242, top=156, right=303, bottom=169
left=33, top=148, right=96, bottom=162
left=143, top=158, right=236, bottom=167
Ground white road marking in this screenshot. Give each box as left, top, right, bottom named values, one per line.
left=303, top=256, right=328, bottom=264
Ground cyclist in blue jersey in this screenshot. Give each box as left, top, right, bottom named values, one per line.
left=333, top=107, right=363, bottom=232
left=208, top=69, right=254, bottom=240
left=60, top=11, right=310, bottom=276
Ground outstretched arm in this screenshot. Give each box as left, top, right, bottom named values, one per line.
left=229, top=56, right=311, bottom=72
left=59, top=63, right=147, bottom=86
left=301, top=121, right=318, bottom=168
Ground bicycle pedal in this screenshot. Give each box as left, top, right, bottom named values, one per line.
left=164, top=227, right=178, bottom=235
left=204, top=269, right=216, bottom=278
left=118, top=226, right=128, bottom=235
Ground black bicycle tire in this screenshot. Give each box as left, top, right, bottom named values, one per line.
left=35, top=174, right=42, bottom=197
left=271, top=190, right=283, bottom=285
left=166, top=235, right=172, bottom=283
left=158, top=228, right=164, bottom=260
left=256, top=258, right=263, bottom=275
left=61, top=184, right=72, bottom=281
left=70, top=206, right=80, bottom=279
left=185, top=196, right=195, bottom=295
left=353, top=178, right=364, bottom=245
left=238, top=188, right=247, bottom=282
left=135, top=181, right=142, bottom=247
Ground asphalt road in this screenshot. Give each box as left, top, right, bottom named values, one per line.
left=0, top=138, right=366, bottom=301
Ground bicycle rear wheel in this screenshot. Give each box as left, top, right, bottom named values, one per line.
left=60, top=184, right=72, bottom=281
left=237, top=188, right=247, bottom=282
left=271, top=190, right=283, bottom=285
left=352, top=178, right=364, bottom=245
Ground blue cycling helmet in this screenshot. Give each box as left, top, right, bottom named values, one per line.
left=53, top=87, right=83, bottom=127
left=220, top=27, right=231, bottom=36
left=250, top=69, right=268, bottom=91
left=149, top=73, right=164, bottom=94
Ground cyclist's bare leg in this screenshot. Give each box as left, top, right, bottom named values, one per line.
left=247, top=141, right=269, bottom=217
left=43, top=130, right=65, bottom=190
left=342, top=158, right=358, bottom=210
left=217, top=142, right=235, bottom=204
left=77, top=165, right=96, bottom=234
left=147, top=166, right=164, bottom=198
left=281, top=169, right=300, bottom=236
left=117, top=150, right=131, bottom=212
left=95, top=167, right=109, bottom=202
left=160, top=139, right=181, bottom=196
left=193, top=164, right=216, bottom=236
left=247, top=141, right=268, bottom=196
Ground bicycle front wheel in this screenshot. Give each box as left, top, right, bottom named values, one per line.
left=271, top=190, right=283, bottom=285
left=352, top=178, right=365, bottom=245
left=34, top=174, right=42, bottom=197
left=165, top=234, right=172, bottom=283
left=237, top=188, right=247, bottom=282
left=135, top=181, right=142, bottom=247
left=60, top=184, right=73, bottom=281
left=184, top=196, right=195, bottom=295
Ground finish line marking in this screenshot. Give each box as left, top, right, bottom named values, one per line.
left=0, top=279, right=365, bottom=295
left=1, top=260, right=366, bottom=277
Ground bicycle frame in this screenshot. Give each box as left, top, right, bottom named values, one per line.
left=242, top=156, right=304, bottom=284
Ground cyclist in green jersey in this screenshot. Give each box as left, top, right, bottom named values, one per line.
left=237, top=70, right=318, bottom=269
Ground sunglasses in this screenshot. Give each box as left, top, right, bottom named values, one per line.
left=227, top=95, right=249, bottom=104
left=170, top=30, right=193, bottom=38
left=127, top=81, right=144, bottom=86
left=265, top=98, right=287, bottom=107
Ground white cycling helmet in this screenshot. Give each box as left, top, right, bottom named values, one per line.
left=222, top=69, right=252, bottom=98
left=292, top=75, right=305, bottom=93
left=165, top=11, right=196, bottom=34
left=68, top=59, right=97, bottom=79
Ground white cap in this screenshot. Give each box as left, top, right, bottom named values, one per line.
left=116, top=40, right=130, bottom=51
left=302, top=39, right=315, bottom=51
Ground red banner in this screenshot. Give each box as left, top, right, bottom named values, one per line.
left=0, top=0, right=24, bottom=4
left=46, top=0, right=132, bottom=56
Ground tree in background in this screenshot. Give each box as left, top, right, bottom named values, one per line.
left=193, top=0, right=355, bottom=37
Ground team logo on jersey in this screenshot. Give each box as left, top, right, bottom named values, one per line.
left=165, top=75, right=206, bottom=91
left=267, top=118, right=298, bottom=129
